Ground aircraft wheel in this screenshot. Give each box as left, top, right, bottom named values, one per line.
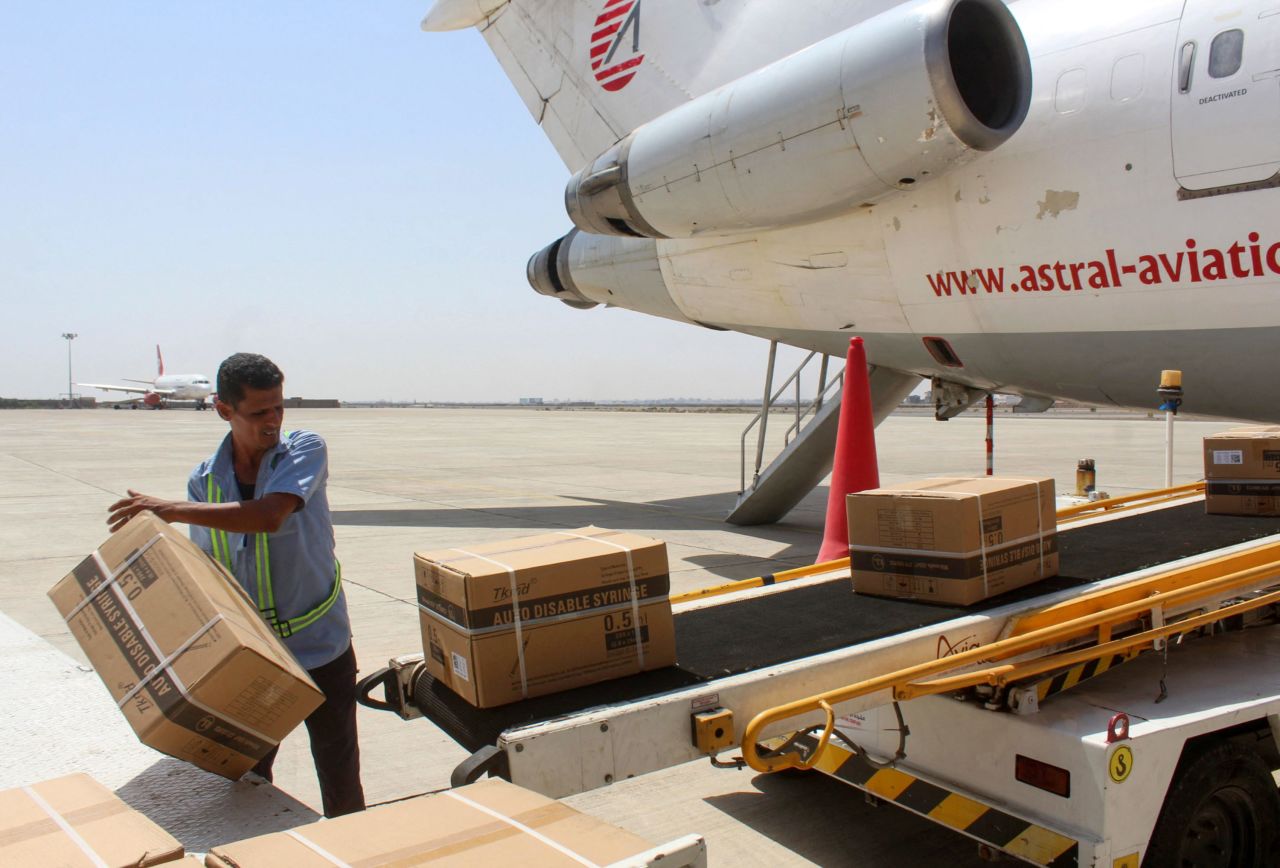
left=1143, top=739, right=1279, bottom=867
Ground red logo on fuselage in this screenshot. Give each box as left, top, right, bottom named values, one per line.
left=591, top=0, right=643, bottom=92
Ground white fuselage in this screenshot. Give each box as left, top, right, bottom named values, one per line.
left=494, top=0, right=1279, bottom=421
left=153, top=374, right=214, bottom=402
left=640, top=0, right=1277, bottom=417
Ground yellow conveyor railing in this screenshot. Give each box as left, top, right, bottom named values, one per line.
left=739, top=539, right=1280, bottom=773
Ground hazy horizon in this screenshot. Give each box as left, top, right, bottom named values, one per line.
left=2, top=3, right=798, bottom=404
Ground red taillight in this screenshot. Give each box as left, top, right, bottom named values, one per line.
left=1016, top=754, right=1071, bottom=797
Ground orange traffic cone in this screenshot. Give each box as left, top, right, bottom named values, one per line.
left=816, top=337, right=880, bottom=563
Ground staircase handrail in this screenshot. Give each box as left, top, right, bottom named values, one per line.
left=740, top=346, right=839, bottom=492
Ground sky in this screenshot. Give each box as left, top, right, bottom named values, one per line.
left=1, top=2, right=793, bottom=403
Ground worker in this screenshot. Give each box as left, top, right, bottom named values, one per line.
left=106, top=352, right=365, bottom=818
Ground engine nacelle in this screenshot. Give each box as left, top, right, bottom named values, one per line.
left=527, top=230, right=694, bottom=325
left=565, top=0, right=1030, bottom=239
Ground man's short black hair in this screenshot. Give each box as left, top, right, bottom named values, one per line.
left=217, top=353, right=284, bottom=407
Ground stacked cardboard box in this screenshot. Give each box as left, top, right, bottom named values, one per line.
left=206, top=778, right=666, bottom=866
left=0, top=773, right=183, bottom=866
left=416, top=527, right=676, bottom=707
left=1204, top=428, right=1280, bottom=516
left=47, top=512, right=324, bottom=780
left=848, top=477, right=1058, bottom=605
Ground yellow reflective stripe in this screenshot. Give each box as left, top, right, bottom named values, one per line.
left=864, top=768, right=915, bottom=801
left=253, top=534, right=264, bottom=608
left=206, top=476, right=232, bottom=571
left=262, top=536, right=273, bottom=609
left=927, top=793, right=988, bottom=831
left=254, top=533, right=339, bottom=637
left=281, top=561, right=342, bottom=633
left=1001, top=824, right=1078, bottom=864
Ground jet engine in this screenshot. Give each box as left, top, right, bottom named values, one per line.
left=527, top=229, right=694, bottom=324
left=565, top=0, right=1031, bottom=239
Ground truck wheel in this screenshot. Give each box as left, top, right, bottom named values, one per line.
left=1143, top=740, right=1279, bottom=867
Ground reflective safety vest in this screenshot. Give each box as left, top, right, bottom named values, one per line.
left=205, top=473, right=342, bottom=639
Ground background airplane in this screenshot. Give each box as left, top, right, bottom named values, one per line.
left=426, top=0, right=1280, bottom=521
left=80, top=345, right=213, bottom=410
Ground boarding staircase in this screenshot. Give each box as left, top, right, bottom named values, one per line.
left=728, top=342, right=918, bottom=526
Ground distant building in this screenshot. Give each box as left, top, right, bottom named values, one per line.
left=519, top=398, right=545, bottom=405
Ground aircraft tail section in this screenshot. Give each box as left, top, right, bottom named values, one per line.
left=426, top=1, right=913, bottom=172
left=156, top=344, right=165, bottom=376
left=426, top=0, right=746, bottom=170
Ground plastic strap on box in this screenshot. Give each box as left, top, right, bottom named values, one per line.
left=443, top=790, right=599, bottom=867
left=22, top=785, right=109, bottom=868
left=115, top=613, right=226, bottom=709
left=554, top=529, right=646, bottom=668
left=85, top=551, right=275, bottom=746
left=64, top=533, right=164, bottom=621
left=285, top=830, right=352, bottom=867
left=976, top=493, right=989, bottom=597
left=450, top=548, right=529, bottom=698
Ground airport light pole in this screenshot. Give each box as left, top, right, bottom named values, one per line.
left=61, top=332, right=78, bottom=408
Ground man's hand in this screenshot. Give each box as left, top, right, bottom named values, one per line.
left=107, top=490, right=176, bottom=533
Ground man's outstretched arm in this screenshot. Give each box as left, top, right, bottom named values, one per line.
left=108, top=490, right=301, bottom=534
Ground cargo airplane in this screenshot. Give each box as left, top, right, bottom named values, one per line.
left=80, top=346, right=213, bottom=409
left=425, top=0, right=1279, bottom=518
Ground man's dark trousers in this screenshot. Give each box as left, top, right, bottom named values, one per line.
left=252, top=643, right=366, bottom=818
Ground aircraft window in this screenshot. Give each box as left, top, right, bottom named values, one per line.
left=1208, top=29, right=1244, bottom=79
left=1110, top=54, right=1144, bottom=103
left=1054, top=67, right=1087, bottom=115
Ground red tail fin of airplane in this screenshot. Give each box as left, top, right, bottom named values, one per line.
left=156, top=345, right=165, bottom=377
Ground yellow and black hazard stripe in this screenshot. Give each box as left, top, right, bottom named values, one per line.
left=794, top=733, right=1078, bottom=867
left=1033, top=650, right=1142, bottom=703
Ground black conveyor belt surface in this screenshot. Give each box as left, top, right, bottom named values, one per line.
left=412, top=503, right=1280, bottom=751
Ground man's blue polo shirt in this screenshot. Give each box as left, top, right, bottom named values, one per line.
left=187, top=430, right=351, bottom=670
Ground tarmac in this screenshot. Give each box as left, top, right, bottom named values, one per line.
left=0, top=406, right=1238, bottom=864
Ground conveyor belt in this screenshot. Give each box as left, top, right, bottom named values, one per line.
left=408, top=504, right=1280, bottom=751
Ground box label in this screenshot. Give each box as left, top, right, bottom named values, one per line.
left=129, top=549, right=162, bottom=590
left=416, top=585, right=470, bottom=629
left=451, top=652, right=469, bottom=682
left=851, top=534, right=1057, bottom=581
left=1206, top=481, right=1280, bottom=496
left=1213, top=450, right=1244, bottom=465
left=71, top=556, right=274, bottom=760
left=419, top=574, right=670, bottom=633
left=875, top=508, right=935, bottom=549
left=605, top=623, right=650, bottom=652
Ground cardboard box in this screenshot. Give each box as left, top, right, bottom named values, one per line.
left=206, top=778, right=660, bottom=866
left=47, top=512, right=324, bottom=780
left=0, top=773, right=183, bottom=866
left=1204, top=428, right=1280, bottom=515
left=848, top=477, right=1058, bottom=605
left=416, top=527, right=676, bottom=708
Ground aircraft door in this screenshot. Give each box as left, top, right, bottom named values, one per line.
left=1172, top=1, right=1280, bottom=192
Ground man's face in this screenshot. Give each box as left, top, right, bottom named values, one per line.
left=217, top=384, right=285, bottom=455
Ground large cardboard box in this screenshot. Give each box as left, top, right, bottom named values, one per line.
left=0, top=773, right=183, bottom=866
left=416, top=527, right=676, bottom=708
left=1204, top=428, right=1280, bottom=515
left=206, top=778, right=666, bottom=866
left=47, top=512, right=324, bottom=780
left=848, top=477, right=1058, bottom=605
